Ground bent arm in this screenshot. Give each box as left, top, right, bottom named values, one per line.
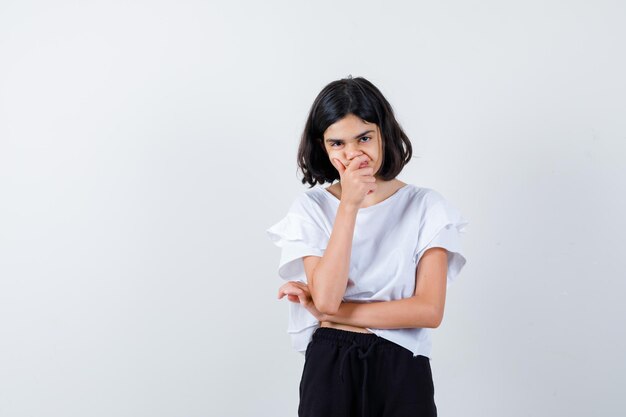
left=322, top=247, right=449, bottom=328
left=308, top=202, right=359, bottom=315
left=321, top=296, right=439, bottom=329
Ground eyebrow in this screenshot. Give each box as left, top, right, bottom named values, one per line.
left=325, top=129, right=375, bottom=143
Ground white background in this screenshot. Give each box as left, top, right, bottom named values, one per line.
left=1, top=1, right=625, bottom=416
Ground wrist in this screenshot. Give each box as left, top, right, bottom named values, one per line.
left=338, top=201, right=359, bottom=214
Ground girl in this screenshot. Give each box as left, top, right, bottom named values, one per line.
left=266, top=76, right=469, bottom=417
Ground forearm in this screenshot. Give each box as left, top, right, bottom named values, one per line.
left=322, top=295, right=441, bottom=329
left=309, top=202, right=358, bottom=315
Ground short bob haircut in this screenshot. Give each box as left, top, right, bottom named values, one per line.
left=297, top=76, right=413, bottom=187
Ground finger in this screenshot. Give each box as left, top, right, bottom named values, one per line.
left=349, top=154, right=368, bottom=171
left=293, top=282, right=310, bottom=295
left=278, top=285, right=289, bottom=298
left=356, top=159, right=373, bottom=174
left=297, top=293, right=307, bottom=304
left=278, top=283, right=296, bottom=298
left=358, top=167, right=375, bottom=178
left=332, top=158, right=345, bottom=174
left=284, top=288, right=303, bottom=296
left=279, top=284, right=301, bottom=301
left=356, top=155, right=370, bottom=169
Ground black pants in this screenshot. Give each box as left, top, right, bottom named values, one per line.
left=298, top=327, right=437, bottom=417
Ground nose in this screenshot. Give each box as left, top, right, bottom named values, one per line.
left=345, top=147, right=363, bottom=161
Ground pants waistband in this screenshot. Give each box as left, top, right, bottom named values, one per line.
left=312, top=327, right=396, bottom=347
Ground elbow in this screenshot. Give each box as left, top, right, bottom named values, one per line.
left=311, top=291, right=341, bottom=316
left=308, top=281, right=342, bottom=316
left=315, top=299, right=341, bottom=316
left=417, top=302, right=444, bottom=328
left=429, top=308, right=444, bottom=328
left=413, top=296, right=444, bottom=329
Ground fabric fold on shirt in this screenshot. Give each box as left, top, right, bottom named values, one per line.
left=266, top=212, right=329, bottom=281
left=412, top=197, right=470, bottom=286
left=286, top=303, right=320, bottom=353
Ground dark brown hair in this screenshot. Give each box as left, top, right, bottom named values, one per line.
left=297, top=76, right=413, bottom=187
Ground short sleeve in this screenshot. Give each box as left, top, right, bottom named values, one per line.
left=412, top=191, right=469, bottom=286
left=265, top=201, right=329, bottom=282
left=266, top=195, right=328, bottom=352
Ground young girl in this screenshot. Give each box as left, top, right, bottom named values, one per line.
left=266, top=76, right=469, bottom=417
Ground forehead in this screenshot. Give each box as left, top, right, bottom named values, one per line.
left=323, top=114, right=377, bottom=139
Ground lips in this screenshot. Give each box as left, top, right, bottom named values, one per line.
left=345, top=159, right=370, bottom=168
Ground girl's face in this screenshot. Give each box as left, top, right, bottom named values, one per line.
left=322, top=113, right=383, bottom=178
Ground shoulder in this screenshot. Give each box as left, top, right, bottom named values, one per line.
left=285, top=187, right=328, bottom=221
left=405, top=186, right=467, bottom=227
left=404, top=185, right=447, bottom=209
left=413, top=187, right=468, bottom=232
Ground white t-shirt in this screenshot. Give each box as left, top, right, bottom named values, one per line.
left=265, top=183, right=469, bottom=359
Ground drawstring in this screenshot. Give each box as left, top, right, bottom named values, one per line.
left=339, top=340, right=359, bottom=382
left=338, top=338, right=380, bottom=417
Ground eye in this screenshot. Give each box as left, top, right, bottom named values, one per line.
left=329, top=137, right=371, bottom=148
